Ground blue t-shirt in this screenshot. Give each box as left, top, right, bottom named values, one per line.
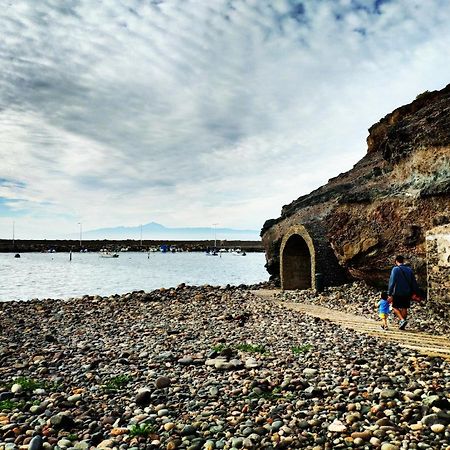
left=378, top=299, right=390, bottom=314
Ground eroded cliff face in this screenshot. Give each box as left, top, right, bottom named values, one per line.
left=262, top=84, right=450, bottom=287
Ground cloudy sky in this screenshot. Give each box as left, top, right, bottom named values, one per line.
left=0, top=0, right=449, bottom=239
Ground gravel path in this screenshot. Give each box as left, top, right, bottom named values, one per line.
left=263, top=294, right=450, bottom=361
left=1, top=284, right=449, bottom=450
left=276, top=281, right=450, bottom=338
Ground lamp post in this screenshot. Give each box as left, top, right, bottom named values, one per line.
left=78, top=222, right=82, bottom=250
left=212, top=223, right=218, bottom=249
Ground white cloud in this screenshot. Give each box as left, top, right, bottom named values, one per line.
left=0, top=0, right=449, bottom=238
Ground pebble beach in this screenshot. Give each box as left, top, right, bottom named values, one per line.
left=1, top=283, right=450, bottom=450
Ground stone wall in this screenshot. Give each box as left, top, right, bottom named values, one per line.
left=274, top=222, right=348, bottom=290
left=426, top=224, right=450, bottom=303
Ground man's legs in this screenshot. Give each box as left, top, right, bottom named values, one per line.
left=400, top=308, right=408, bottom=320
left=392, top=296, right=410, bottom=328
left=398, top=307, right=409, bottom=330
left=392, top=307, right=405, bottom=321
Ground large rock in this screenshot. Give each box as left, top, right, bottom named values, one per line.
left=261, top=84, right=450, bottom=291
left=135, top=388, right=152, bottom=406
left=49, top=414, right=75, bottom=430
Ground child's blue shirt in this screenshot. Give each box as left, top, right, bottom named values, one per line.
left=378, top=299, right=390, bottom=314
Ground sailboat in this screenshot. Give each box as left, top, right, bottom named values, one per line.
left=206, top=223, right=219, bottom=256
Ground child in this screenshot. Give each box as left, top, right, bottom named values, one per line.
left=377, top=291, right=390, bottom=330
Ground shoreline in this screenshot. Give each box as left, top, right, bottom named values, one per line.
left=1, top=284, right=450, bottom=449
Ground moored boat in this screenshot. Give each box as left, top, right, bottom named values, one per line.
left=99, top=252, right=119, bottom=258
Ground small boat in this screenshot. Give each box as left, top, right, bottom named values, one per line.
left=100, top=252, right=119, bottom=258
left=14, top=253, right=20, bottom=258
left=232, top=249, right=246, bottom=256
left=206, top=250, right=219, bottom=256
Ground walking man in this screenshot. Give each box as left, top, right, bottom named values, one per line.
left=388, top=255, right=419, bottom=330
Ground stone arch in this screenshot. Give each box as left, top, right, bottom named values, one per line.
left=280, top=225, right=316, bottom=290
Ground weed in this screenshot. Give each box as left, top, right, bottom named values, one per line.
left=104, top=374, right=132, bottom=391
left=291, top=343, right=313, bottom=355
left=0, top=400, right=15, bottom=411
left=13, top=377, right=43, bottom=392
left=211, top=344, right=228, bottom=353
left=129, top=423, right=154, bottom=437
left=0, top=399, right=26, bottom=411
left=236, top=343, right=266, bottom=354
left=282, top=393, right=295, bottom=400
left=250, top=389, right=280, bottom=400
left=250, top=388, right=295, bottom=402
left=416, top=90, right=430, bottom=100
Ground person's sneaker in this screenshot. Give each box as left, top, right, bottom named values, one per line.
left=399, top=319, right=408, bottom=330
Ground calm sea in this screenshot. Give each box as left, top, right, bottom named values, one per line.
left=0, top=251, right=268, bottom=301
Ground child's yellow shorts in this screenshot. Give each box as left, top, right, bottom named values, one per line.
left=379, top=313, right=388, bottom=319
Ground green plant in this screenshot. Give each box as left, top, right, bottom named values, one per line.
left=250, top=388, right=295, bottom=402
left=67, top=434, right=78, bottom=441
left=0, top=399, right=15, bottom=411
left=415, top=90, right=430, bottom=100
left=104, top=374, right=132, bottom=390
left=0, top=399, right=26, bottom=411
left=291, top=343, right=313, bottom=355
left=211, top=344, right=228, bottom=353
left=14, top=377, right=44, bottom=392
left=129, top=423, right=154, bottom=437
left=236, top=343, right=266, bottom=354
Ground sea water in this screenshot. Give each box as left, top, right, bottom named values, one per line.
left=0, top=251, right=268, bottom=301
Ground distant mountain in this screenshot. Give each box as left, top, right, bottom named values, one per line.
left=76, top=222, right=260, bottom=241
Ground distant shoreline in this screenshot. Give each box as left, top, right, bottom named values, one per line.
left=0, top=239, right=264, bottom=253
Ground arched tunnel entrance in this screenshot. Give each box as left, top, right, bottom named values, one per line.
left=280, top=227, right=315, bottom=290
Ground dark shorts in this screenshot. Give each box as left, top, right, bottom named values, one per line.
left=392, top=295, right=411, bottom=309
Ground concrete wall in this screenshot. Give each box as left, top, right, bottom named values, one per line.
left=426, top=224, right=450, bottom=303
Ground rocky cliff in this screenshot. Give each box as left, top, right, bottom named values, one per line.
left=262, top=84, right=450, bottom=287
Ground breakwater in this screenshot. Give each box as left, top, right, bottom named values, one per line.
left=0, top=239, right=263, bottom=253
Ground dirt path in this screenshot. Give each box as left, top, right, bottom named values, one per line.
left=252, top=289, right=450, bottom=361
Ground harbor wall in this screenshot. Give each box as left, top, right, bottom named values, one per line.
left=0, top=239, right=263, bottom=253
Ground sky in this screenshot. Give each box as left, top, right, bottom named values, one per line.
left=0, top=0, right=449, bottom=239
